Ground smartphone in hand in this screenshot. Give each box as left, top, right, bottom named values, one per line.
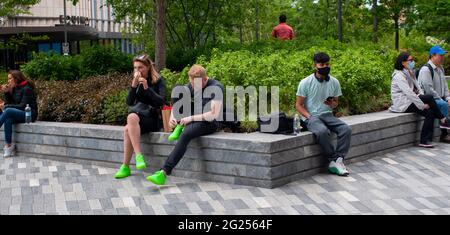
left=324, top=97, right=334, bottom=103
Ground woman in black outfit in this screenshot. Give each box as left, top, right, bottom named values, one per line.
left=115, top=54, right=166, bottom=179
left=0, top=70, right=38, bottom=157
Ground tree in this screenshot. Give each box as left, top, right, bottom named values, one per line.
left=413, top=0, right=450, bottom=42
left=155, top=0, right=166, bottom=72
left=372, top=0, right=379, bottom=43
left=381, top=0, right=415, bottom=50
left=337, top=0, right=343, bottom=42
left=0, top=0, right=40, bottom=17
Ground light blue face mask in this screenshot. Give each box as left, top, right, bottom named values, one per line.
left=408, top=61, right=415, bottom=70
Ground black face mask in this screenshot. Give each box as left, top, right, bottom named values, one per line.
left=317, top=67, right=331, bottom=77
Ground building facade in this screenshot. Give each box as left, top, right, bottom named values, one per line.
left=0, top=0, right=140, bottom=70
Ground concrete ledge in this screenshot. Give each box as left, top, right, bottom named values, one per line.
left=0, top=111, right=441, bottom=188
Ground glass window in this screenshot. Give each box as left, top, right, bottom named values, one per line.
left=38, top=43, right=51, bottom=52
left=52, top=42, right=62, bottom=54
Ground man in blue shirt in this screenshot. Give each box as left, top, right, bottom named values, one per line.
left=295, top=52, right=352, bottom=176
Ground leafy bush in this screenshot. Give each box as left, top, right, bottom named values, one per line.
left=36, top=73, right=131, bottom=124
left=21, top=52, right=80, bottom=81
left=0, top=69, right=7, bottom=84
left=171, top=45, right=397, bottom=116
left=101, top=90, right=129, bottom=125
left=160, top=66, right=191, bottom=103
left=21, top=46, right=133, bottom=81
left=79, top=46, right=133, bottom=79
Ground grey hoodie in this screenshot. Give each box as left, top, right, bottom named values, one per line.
left=389, top=69, right=425, bottom=113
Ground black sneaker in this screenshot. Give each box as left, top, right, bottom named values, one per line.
left=419, top=142, right=435, bottom=148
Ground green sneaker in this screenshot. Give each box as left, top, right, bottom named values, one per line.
left=114, top=164, right=131, bottom=179
left=147, top=170, right=166, bottom=185
left=168, top=124, right=184, bottom=141
left=135, top=154, right=147, bottom=170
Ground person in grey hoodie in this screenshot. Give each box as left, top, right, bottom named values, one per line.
left=418, top=45, right=450, bottom=143
left=390, top=52, right=450, bottom=148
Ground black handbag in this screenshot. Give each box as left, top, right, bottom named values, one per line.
left=129, top=102, right=153, bottom=117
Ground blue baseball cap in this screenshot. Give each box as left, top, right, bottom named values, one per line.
left=429, top=45, right=448, bottom=56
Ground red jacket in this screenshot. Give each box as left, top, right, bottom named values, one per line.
left=272, top=23, right=295, bottom=40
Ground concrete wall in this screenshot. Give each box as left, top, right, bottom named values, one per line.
left=0, top=111, right=441, bottom=188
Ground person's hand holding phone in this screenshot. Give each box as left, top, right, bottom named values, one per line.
left=324, top=97, right=338, bottom=109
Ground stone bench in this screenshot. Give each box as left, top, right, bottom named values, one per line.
left=0, top=111, right=441, bottom=188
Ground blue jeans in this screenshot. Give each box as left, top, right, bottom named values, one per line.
left=0, top=108, right=26, bottom=144
left=435, top=98, right=449, bottom=117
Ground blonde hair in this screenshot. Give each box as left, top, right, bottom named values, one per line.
left=133, top=54, right=159, bottom=84
left=188, top=65, right=207, bottom=79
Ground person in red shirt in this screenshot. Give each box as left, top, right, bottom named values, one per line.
left=272, top=14, right=295, bottom=41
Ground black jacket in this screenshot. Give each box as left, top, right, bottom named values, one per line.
left=126, top=76, right=166, bottom=114
left=3, top=81, right=38, bottom=121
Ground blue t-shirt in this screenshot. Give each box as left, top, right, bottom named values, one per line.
left=296, top=73, right=342, bottom=119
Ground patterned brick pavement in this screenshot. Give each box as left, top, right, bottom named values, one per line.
left=1, top=144, right=450, bottom=215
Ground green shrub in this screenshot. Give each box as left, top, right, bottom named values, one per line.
left=0, top=69, right=7, bottom=84
left=171, top=45, right=397, bottom=116
left=21, top=52, right=80, bottom=81
left=79, top=46, right=133, bottom=79
left=239, top=119, right=259, bottom=133
left=101, top=90, right=129, bottom=125
left=160, top=66, right=191, bottom=102
left=36, top=73, right=131, bottom=124
left=21, top=46, right=133, bottom=81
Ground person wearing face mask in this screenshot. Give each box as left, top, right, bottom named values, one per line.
left=295, top=52, right=352, bottom=177
left=418, top=46, right=450, bottom=143
left=146, top=65, right=224, bottom=185
left=390, top=52, right=450, bottom=148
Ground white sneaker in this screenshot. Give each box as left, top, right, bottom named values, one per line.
left=3, top=145, right=14, bottom=157
left=328, top=157, right=349, bottom=176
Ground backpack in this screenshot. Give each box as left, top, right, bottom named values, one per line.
left=257, top=112, right=307, bottom=134
left=415, top=63, right=434, bottom=81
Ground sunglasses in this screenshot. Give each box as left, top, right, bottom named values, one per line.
left=135, top=54, right=148, bottom=60
left=134, top=55, right=155, bottom=65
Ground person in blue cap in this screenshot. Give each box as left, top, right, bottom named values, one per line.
left=418, top=45, right=450, bottom=143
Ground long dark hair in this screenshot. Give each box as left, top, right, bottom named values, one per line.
left=395, top=52, right=410, bottom=70
left=8, top=70, right=35, bottom=89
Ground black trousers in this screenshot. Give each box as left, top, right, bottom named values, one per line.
left=405, top=94, right=444, bottom=143
left=163, top=121, right=218, bottom=175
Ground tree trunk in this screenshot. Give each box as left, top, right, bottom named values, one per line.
left=255, top=2, right=260, bottom=41
left=337, top=0, right=343, bottom=42
left=372, top=0, right=378, bottom=43
left=155, top=0, right=166, bottom=72
left=394, top=13, right=399, bottom=51
left=325, top=0, right=329, bottom=37
left=239, top=25, right=243, bottom=44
